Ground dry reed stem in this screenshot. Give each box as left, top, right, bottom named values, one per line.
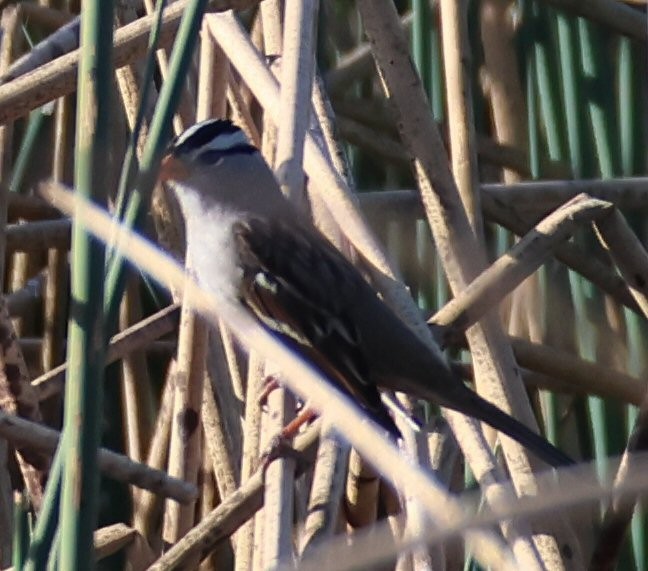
left=432, top=195, right=613, bottom=334
left=94, top=523, right=143, bottom=562
left=120, top=279, right=155, bottom=465
left=5, top=219, right=70, bottom=253
left=345, top=449, right=379, bottom=528
left=443, top=412, right=546, bottom=569
left=440, top=0, right=481, bottom=235
left=201, top=369, right=238, bottom=500
left=480, top=0, right=528, bottom=185
left=217, top=324, right=246, bottom=401
left=234, top=354, right=264, bottom=571
left=425, top=421, right=465, bottom=568
left=257, top=6, right=289, bottom=567
left=0, top=12, right=80, bottom=84
left=299, top=433, right=349, bottom=557
left=404, top=429, right=443, bottom=570
left=307, top=75, right=358, bottom=257
left=439, top=6, right=544, bottom=560
left=42, top=93, right=69, bottom=375
left=333, top=104, right=570, bottom=179
left=133, top=370, right=175, bottom=549
left=359, top=190, right=640, bottom=322
left=141, top=0, right=193, bottom=133
left=262, top=0, right=319, bottom=565
left=115, top=6, right=151, bottom=134
left=0, top=295, right=48, bottom=510
left=198, top=23, right=228, bottom=120
left=32, top=303, right=179, bottom=400
left=324, top=11, right=413, bottom=97
left=588, top=211, right=648, bottom=567
left=356, top=1, right=581, bottom=565
left=203, top=333, right=245, bottom=484
left=480, top=190, right=639, bottom=314
left=226, top=71, right=262, bottom=148
left=6, top=273, right=44, bottom=319
left=6, top=194, right=62, bottom=221
left=198, top=459, right=218, bottom=571
left=163, top=298, right=207, bottom=544
left=336, top=115, right=411, bottom=165
left=310, top=74, right=355, bottom=193
left=161, top=36, right=214, bottom=544
left=486, top=176, right=648, bottom=215
left=146, top=425, right=321, bottom=571
left=363, top=178, right=648, bottom=214
left=0, top=0, right=260, bottom=124
left=511, top=337, right=646, bottom=405
left=0, top=402, right=196, bottom=502
left=479, top=0, right=545, bottom=375
left=292, top=451, right=648, bottom=571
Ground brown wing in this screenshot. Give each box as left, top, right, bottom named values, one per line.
left=233, top=217, right=399, bottom=437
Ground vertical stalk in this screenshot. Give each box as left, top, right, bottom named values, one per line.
left=103, top=0, right=209, bottom=328
left=412, top=0, right=432, bottom=96
left=59, top=2, right=114, bottom=569
left=24, top=448, right=63, bottom=571
left=12, top=493, right=29, bottom=570
left=617, top=34, right=645, bottom=570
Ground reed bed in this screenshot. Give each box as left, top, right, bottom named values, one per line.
left=0, top=1, right=645, bottom=570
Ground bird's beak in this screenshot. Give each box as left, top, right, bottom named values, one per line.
left=159, top=154, right=189, bottom=182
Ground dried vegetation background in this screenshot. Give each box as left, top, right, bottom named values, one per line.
left=0, top=0, right=645, bottom=570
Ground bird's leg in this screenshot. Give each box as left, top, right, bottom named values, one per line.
left=258, top=376, right=306, bottom=413
left=257, top=374, right=281, bottom=410
left=257, top=374, right=318, bottom=471
left=279, top=406, right=318, bottom=439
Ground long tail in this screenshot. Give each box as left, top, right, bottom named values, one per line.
left=449, top=387, right=574, bottom=468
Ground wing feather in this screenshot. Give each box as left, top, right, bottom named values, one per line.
left=233, top=218, right=399, bottom=436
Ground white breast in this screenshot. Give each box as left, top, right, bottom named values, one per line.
left=173, top=182, right=244, bottom=304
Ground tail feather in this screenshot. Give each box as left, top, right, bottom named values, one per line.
left=450, top=389, right=574, bottom=468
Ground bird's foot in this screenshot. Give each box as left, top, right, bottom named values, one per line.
left=256, top=407, right=318, bottom=475
left=258, top=434, right=310, bottom=477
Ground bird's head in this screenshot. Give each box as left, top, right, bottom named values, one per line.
left=160, top=119, right=258, bottom=182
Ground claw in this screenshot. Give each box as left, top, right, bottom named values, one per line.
left=257, top=375, right=281, bottom=410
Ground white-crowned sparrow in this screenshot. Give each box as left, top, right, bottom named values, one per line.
left=160, top=119, right=573, bottom=467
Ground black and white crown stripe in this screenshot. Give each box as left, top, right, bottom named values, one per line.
left=170, top=119, right=257, bottom=162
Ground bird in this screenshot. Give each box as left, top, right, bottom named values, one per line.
left=159, top=118, right=574, bottom=468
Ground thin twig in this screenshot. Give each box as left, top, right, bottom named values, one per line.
left=32, top=303, right=179, bottom=401
left=431, top=194, right=612, bottom=336
left=0, top=407, right=197, bottom=503
left=0, top=0, right=261, bottom=124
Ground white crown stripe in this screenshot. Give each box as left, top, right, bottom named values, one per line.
left=174, top=120, right=218, bottom=146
